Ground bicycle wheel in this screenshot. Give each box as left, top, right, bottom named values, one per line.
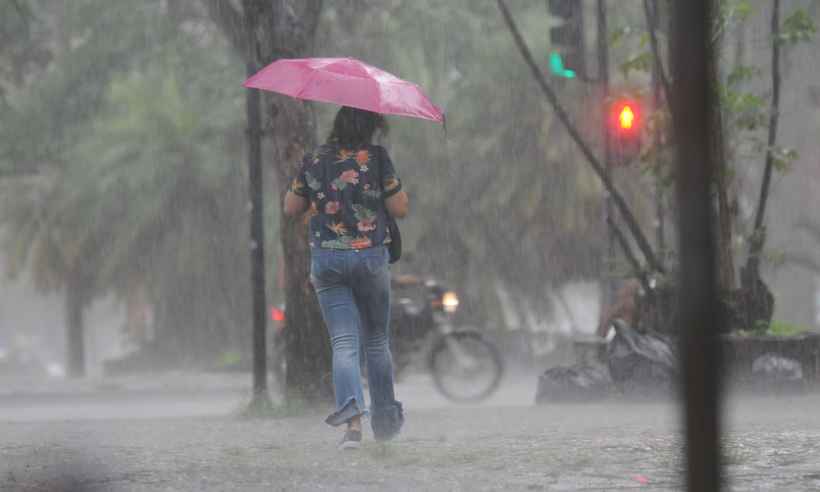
left=429, top=331, right=504, bottom=403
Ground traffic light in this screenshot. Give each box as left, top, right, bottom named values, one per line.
left=609, top=99, right=643, bottom=164
left=548, top=0, right=584, bottom=79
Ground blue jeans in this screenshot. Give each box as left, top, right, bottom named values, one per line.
left=310, top=246, right=403, bottom=439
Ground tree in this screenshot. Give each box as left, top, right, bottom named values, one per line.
left=606, top=0, right=816, bottom=330
left=1, top=0, right=170, bottom=376
left=1, top=174, right=97, bottom=377
left=204, top=0, right=332, bottom=403
left=740, top=1, right=816, bottom=324
left=2, top=0, right=251, bottom=375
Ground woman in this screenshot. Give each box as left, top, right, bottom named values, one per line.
left=284, top=106, right=408, bottom=450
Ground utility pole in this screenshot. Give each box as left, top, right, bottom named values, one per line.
left=647, top=0, right=667, bottom=260
left=597, top=0, right=615, bottom=300
left=671, top=0, right=723, bottom=489
left=243, top=1, right=272, bottom=413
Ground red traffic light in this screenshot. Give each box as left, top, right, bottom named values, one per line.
left=619, top=105, right=635, bottom=129
left=610, top=99, right=641, bottom=134
left=609, top=99, right=643, bottom=165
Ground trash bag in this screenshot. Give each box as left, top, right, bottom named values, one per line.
left=751, top=353, right=803, bottom=382
left=607, top=321, right=678, bottom=395
left=535, top=363, right=612, bottom=403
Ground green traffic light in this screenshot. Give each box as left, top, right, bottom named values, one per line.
left=549, top=52, right=576, bottom=79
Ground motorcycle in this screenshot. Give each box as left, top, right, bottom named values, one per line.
left=269, top=274, right=504, bottom=403
left=390, top=274, right=504, bottom=403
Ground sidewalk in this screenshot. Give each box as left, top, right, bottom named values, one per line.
left=2, top=374, right=820, bottom=491
left=0, top=371, right=253, bottom=399
left=3, top=395, right=820, bottom=491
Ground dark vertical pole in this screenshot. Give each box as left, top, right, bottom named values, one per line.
left=246, top=60, right=270, bottom=403
left=597, top=0, right=615, bottom=300
left=648, top=0, right=666, bottom=258
left=671, top=1, right=723, bottom=490
left=244, top=3, right=271, bottom=408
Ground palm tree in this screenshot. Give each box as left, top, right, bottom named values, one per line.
left=65, top=63, right=251, bottom=366
left=2, top=3, right=251, bottom=374
left=1, top=173, right=99, bottom=377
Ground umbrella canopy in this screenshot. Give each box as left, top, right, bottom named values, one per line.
left=243, top=57, right=444, bottom=123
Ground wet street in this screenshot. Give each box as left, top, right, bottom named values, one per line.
left=1, top=373, right=819, bottom=491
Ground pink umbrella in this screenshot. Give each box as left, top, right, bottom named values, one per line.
left=243, top=57, right=444, bottom=123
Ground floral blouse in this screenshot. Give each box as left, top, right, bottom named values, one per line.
left=289, top=143, right=402, bottom=250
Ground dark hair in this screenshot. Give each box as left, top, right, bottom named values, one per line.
left=327, top=106, right=388, bottom=148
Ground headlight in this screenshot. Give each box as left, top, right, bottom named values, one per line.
left=441, top=291, right=460, bottom=313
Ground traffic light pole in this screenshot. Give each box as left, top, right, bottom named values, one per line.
left=597, top=0, right=616, bottom=301
left=645, top=0, right=667, bottom=261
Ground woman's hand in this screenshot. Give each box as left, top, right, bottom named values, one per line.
left=385, top=190, right=409, bottom=218
left=283, top=191, right=309, bottom=217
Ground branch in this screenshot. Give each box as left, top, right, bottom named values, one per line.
left=496, top=0, right=663, bottom=274
left=200, top=0, right=248, bottom=59
left=748, top=0, right=782, bottom=269
left=607, top=215, right=652, bottom=296
left=643, top=0, right=672, bottom=102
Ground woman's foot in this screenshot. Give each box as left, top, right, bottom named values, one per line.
left=338, top=417, right=362, bottom=450
left=372, top=402, right=404, bottom=441
left=338, top=429, right=362, bottom=450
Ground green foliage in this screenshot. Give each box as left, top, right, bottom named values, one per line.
left=778, top=9, right=816, bottom=44
left=1, top=0, right=170, bottom=176
left=726, top=65, right=760, bottom=87
left=750, top=319, right=814, bottom=337
left=721, top=88, right=767, bottom=132
left=1, top=0, right=252, bottom=361
left=712, top=3, right=816, bottom=207
left=619, top=52, right=652, bottom=79
left=715, top=0, right=754, bottom=40
left=608, top=26, right=633, bottom=48
left=769, top=146, right=799, bottom=173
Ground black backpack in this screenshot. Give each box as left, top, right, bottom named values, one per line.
left=376, top=147, right=401, bottom=264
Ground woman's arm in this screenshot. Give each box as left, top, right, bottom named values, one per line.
left=385, top=190, right=409, bottom=219
left=283, top=190, right=309, bottom=217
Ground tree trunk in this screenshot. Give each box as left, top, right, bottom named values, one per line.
left=736, top=0, right=781, bottom=329
left=746, top=0, right=782, bottom=279
left=255, top=0, right=330, bottom=404
left=65, top=273, right=86, bottom=378
left=714, top=99, right=737, bottom=292
left=204, top=0, right=330, bottom=403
